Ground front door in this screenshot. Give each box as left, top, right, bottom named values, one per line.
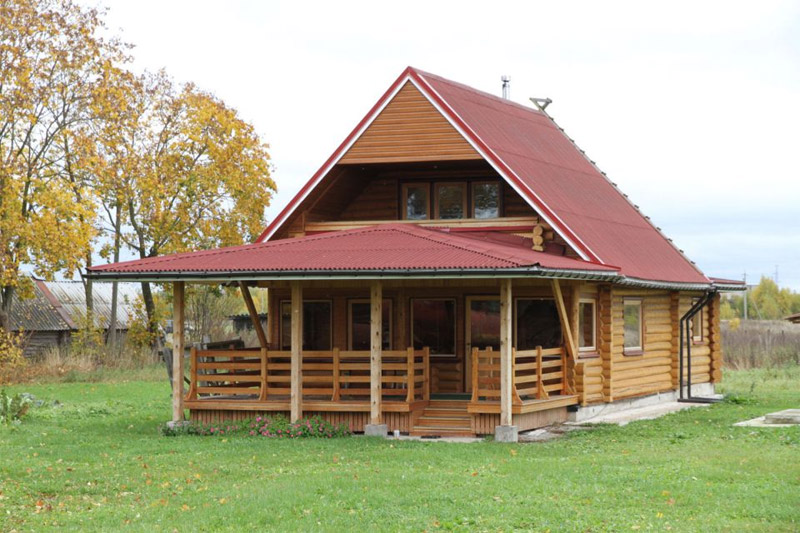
left=465, top=296, right=501, bottom=393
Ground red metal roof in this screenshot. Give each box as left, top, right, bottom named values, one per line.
left=257, top=67, right=710, bottom=285
left=89, top=224, right=618, bottom=276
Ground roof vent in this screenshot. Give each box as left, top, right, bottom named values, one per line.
left=501, top=75, right=511, bottom=99
left=530, top=97, right=553, bottom=111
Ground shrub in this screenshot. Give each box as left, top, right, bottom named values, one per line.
left=162, top=414, right=351, bottom=438
left=0, top=328, right=26, bottom=385
left=722, top=320, right=800, bottom=369
left=0, top=389, right=33, bottom=426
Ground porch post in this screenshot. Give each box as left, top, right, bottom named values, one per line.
left=495, top=278, right=518, bottom=442
left=290, top=281, right=303, bottom=422
left=171, top=281, right=185, bottom=423
left=365, top=280, right=387, bottom=437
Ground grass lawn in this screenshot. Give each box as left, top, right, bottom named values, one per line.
left=1, top=367, right=798, bottom=531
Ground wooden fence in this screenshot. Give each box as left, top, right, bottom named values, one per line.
left=470, top=346, right=567, bottom=405
left=185, top=347, right=429, bottom=405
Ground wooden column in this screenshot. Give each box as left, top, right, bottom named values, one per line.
left=172, top=281, right=185, bottom=422
left=708, top=293, right=722, bottom=383
left=290, top=281, right=303, bottom=422
left=239, top=281, right=267, bottom=349
left=499, top=278, right=513, bottom=427
left=370, top=281, right=383, bottom=425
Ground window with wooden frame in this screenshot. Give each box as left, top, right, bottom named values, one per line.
left=411, top=298, right=456, bottom=356
left=691, top=298, right=703, bottom=343
left=578, top=298, right=597, bottom=354
left=514, top=298, right=562, bottom=350
left=471, top=181, right=501, bottom=219
left=348, top=299, right=392, bottom=350
left=622, top=298, right=643, bottom=354
left=279, top=300, right=332, bottom=351
left=402, top=183, right=429, bottom=220
left=434, top=182, right=467, bottom=220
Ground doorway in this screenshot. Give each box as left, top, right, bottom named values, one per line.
left=465, top=296, right=501, bottom=393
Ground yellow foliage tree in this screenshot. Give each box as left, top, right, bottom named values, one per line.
left=0, top=0, right=127, bottom=330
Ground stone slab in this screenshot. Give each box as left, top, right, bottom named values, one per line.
left=764, top=409, right=800, bottom=425
left=494, top=425, right=519, bottom=443
left=364, top=423, right=388, bottom=437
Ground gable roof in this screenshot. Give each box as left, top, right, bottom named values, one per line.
left=88, top=224, right=619, bottom=280
left=257, top=67, right=709, bottom=285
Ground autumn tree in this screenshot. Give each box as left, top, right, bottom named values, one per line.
left=0, top=0, right=126, bottom=330
left=105, top=71, right=276, bottom=339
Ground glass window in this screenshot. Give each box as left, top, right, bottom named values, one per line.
left=280, top=300, right=332, bottom=351
left=472, top=182, right=500, bottom=219
left=403, top=183, right=429, bottom=220
left=623, top=299, right=643, bottom=353
left=691, top=298, right=703, bottom=342
left=411, top=299, right=456, bottom=356
left=349, top=300, right=392, bottom=350
left=435, top=183, right=466, bottom=219
left=578, top=299, right=596, bottom=352
left=515, top=299, right=562, bottom=350
left=468, top=298, right=500, bottom=351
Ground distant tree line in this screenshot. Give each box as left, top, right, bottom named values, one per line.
left=720, top=276, right=800, bottom=321
left=0, top=0, right=277, bottom=351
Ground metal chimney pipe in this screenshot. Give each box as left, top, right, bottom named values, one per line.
left=501, top=76, right=510, bottom=99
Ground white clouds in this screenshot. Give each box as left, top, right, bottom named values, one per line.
left=87, top=0, right=800, bottom=288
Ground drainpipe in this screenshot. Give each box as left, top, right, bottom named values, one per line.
left=678, top=291, right=719, bottom=403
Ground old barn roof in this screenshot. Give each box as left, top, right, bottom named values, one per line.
left=258, top=67, right=709, bottom=285
left=88, top=224, right=619, bottom=280
left=9, top=280, right=139, bottom=332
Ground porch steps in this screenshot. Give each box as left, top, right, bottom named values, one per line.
left=411, top=399, right=474, bottom=437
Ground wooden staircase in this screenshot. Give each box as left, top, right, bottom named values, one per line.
left=410, top=399, right=473, bottom=437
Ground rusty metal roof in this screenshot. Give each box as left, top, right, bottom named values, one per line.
left=9, top=280, right=139, bottom=332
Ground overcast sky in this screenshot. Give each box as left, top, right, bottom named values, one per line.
left=84, top=0, right=800, bottom=289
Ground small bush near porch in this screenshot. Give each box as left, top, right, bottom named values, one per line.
left=1, top=367, right=798, bottom=531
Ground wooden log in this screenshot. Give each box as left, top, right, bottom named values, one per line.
left=290, top=281, right=302, bottom=422
left=239, top=281, right=268, bottom=350
left=370, top=281, right=383, bottom=425
left=499, top=279, right=513, bottom=426
left=172, top=281, right=185, bottom=422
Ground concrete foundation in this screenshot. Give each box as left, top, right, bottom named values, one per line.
left=494, top=425, right=519, bottom=443
left=364, top=424, right=388, bottom=437
left=569, top=383, right=717, bottom=423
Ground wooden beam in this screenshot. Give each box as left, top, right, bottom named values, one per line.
left=172, top=281, right=185, bottom=422
left=370, top=280, right=383, bottom=425
left=669, top=291, right=680, bottom=390
left=304, top=216, right=541, bottom=234
left=290, top=281, right=303, bottom=422
left=238, top=281, right=268, bottom=350
left=499, top=278, right=513, bottom=426
left=551, top=280, right=578, bottom=364
left=598, top=285, right=614, bottom=402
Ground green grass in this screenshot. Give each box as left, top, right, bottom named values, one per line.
left=1, top=368, right=798, bottom=532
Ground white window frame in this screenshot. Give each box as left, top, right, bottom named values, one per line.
left=622, top=298, right=643, bottom=355
left=578, top=298, right=597, bottom=354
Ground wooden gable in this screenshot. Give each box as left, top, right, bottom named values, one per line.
left=339, top=81, right=482, bottom=164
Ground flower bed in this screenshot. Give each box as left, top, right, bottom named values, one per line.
left=162, top=414, right=351, bottom=438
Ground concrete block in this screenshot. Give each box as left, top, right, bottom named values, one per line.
left=364, top=424, right=388, bottom=437
left=494, top=425, right=519, bottom=443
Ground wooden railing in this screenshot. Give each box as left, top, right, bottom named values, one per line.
left=186, top=347, right=430, bottom=404
left=470, top=346, right=567, bottom=404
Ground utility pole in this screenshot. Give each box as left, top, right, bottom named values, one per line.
left=743, top=271, right=748, bottom=321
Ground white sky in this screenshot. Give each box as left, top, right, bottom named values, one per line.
left=83, top=0, right=800, bottom=289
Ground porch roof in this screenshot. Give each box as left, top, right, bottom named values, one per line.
left=86, top=223, right=619, bottom=282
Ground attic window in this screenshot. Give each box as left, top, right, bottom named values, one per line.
left=472, top=182, right=500, bottom=219
left=403, top=183, right=429, bottom=220
left=434, top=183, right=466, bottom=219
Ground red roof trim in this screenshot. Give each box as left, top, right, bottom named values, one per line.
left=407, top=69, right=600, bottom=263
left=255, top=67, right=416, bottom=243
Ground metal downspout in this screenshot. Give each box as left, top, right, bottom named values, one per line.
left=678, top=291, right=719, bottom=403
